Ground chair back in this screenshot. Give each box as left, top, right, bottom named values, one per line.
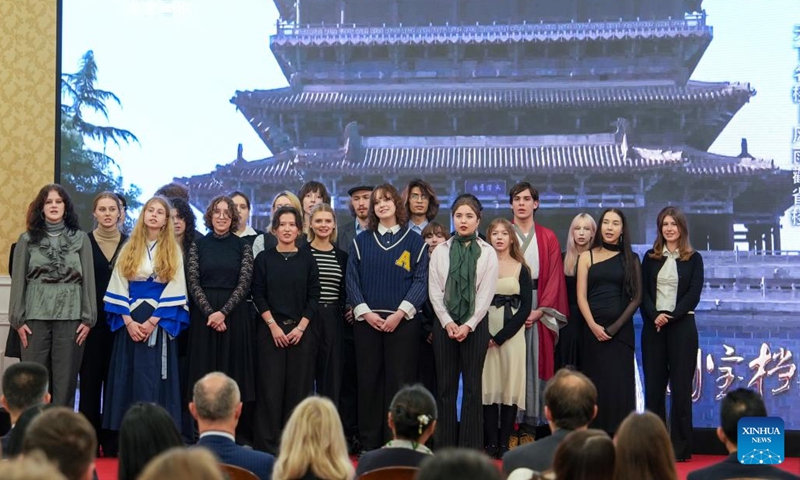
left=358, top=466, right=419, bottom=480
left=219, top=463, right=259, bottom=480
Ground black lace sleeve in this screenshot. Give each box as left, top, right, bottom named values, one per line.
left=187, top=243, right=214, bottom=317
left=220, top=244, right=254, bottom=316
left=606, top=260, right=642, bottom=336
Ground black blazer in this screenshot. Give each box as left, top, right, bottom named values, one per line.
left=640, top=250, right=703, bottom=325
left=686, top=452, right=800, bottom=480
left=355, top=448, right=429, bottom=477
left=195, top=434, right=275, bottom=480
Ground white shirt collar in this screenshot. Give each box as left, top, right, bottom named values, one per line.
left=662, top=247, right=680, bottom=259
left=237, top=226, right=258, bottom=237
left=377, top=223, right=402, bottom=235
left=199, top=431, right=236, bottom=442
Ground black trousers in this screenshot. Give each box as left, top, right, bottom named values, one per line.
left=339, top=321, right=359, bottom=439
left=79, top=323, right=116, bottom=454
left=641, top=313, right=698, bottom=459
left=353, top=317, right=420, bottom=450
left=253, top=320, right=317, bottom=454
left=314, top=303, right=344, bottom=406
left=433, top=318, right=489, bottom=450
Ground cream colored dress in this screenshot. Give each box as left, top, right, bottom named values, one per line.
left=482, top=264, right=527, bottom=407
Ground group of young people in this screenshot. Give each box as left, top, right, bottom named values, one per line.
left=7, top=178, right=703, bottom=462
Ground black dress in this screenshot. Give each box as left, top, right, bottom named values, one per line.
left=581, top=252, right=640, bottom=435
left=185, top=232, right=255, bottom=403
left=555, top=252, right=582, bottom=371
left=79, top=231, right=127, bottom=455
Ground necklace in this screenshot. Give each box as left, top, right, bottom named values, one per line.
left=46, top=231, right=62, bottom=237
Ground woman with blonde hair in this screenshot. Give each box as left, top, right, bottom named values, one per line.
left=558, top=213, right=596, bottom=370
left=103, top=196, right=190, bottom=430
left=613, top=411, right=677, bottom=480
left=253, top=191, right=305, bottom=257
left=273, top=396, right=355, bottom=480
left=304, top=204, right=348, bottom=406
left=483, top=218, right=531, bottom=458
left=138, top=447, right=225, bottom=480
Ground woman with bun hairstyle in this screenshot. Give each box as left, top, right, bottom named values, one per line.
left=356, top=384, right=438, bottom=477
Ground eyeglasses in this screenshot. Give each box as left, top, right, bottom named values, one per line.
left=410, top=193, right=429, bottom=201
left=213, top=210, right=231, bottom=219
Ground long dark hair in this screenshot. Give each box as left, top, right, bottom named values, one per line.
left=26, top=184, right=80, bottom=243
left=592, top=208, right=639, bottom=300
left=118, top=403, right=184, bottom=480
left=401, top=179, right=440, bottom=221
left=169, top=196, right=196, bottom=253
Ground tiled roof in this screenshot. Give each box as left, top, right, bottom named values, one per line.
left=179, top=141, right=779, bottom=189
left=233, top=81, right=753, bottom=112
left=271, top=16, right=711, bottom=47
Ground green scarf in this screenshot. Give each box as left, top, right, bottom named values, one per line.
left=445, top=232, right=482, bottom=324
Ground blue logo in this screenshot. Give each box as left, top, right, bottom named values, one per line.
left=737, top=417, right=784, bottom=465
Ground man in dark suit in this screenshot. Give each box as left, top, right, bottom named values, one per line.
left=502, top=369, right=597, bottom=476
left=687, top=388, right=799, bottom=480
left=190, top=372, right=274, bottom=480
left=1, top=362, right=51, bottom=456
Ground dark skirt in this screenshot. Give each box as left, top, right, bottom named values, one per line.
left=555, top=303, right=584, bottom=371
left=185, top=288, right=255, bottom=402
left=102, top=327, right=182, bottom=431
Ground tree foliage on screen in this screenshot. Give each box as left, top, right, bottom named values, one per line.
left=60, top=50, right=142, bottom=230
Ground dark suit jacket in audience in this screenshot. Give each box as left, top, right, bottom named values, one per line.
left=502, top=428, right=571, bottom=475
left=355, top=447, right=429, bottom=477
left=196, top=433, right=275, bottom=480
left=687, top=453, right=799, bottom=480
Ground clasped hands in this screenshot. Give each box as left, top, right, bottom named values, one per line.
left=363, top=310, right=405, bottom=332
left=125, top=316, right=158, bottom=342
left=446, top=322, right=471, bottom=342
left=654, top=313, right=672, bottom=332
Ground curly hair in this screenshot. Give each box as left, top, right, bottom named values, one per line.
left=203, top=195, right=240, bottom=234
left=26, top=184, right=80, bottom=243
left=168, top=197, right=196, bottom=253
left=367, top=184, right=408, bottom=231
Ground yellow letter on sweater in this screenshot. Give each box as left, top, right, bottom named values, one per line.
left=395, top=250, right=411, bottom=272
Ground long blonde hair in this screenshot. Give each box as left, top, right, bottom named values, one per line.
left=117, top=196, right=181, bottom=282
left=563, top=213, right=596, bottom=276
left=307, top=203, right=338, bottom=243
left=273, top=397, right=354, bottom=480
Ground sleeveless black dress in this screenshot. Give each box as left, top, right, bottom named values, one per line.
left=581, top=253, right=636, bottom=435
left=555, top=252, right=582, bottom=371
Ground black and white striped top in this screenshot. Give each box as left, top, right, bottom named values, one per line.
left=309, top=246, right=344, bottom=305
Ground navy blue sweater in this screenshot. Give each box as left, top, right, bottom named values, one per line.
left=346, top=227, right=429, bottom=317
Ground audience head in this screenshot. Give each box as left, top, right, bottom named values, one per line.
left=26, top=184, right=80, bottom=241
left=509, top=181, right=539, bottom=219
left=543, top=368, right=598, bottom=431
left=402, top=179, right=439, bottom=222
left=421, top=221, right=449, bottom=253
left=5, top=404, right=55, bottom=458
left=21, top=407, right=96, bottom=480
left=551, top=429, right=615, bottom=480
left=388, top=384, right=437, bottom=443
left=0, top=452, right=68, bottom=480
left=137, top=447, right=224, bottom=480
left=273, top=397, right=354, bottom=480
left=368, top=183, right=407, bottom=230
left=307, top=203, right=338, bottom=243
left=118, top=403, right=184, bottom=480
left=719, top=388, right=767, bottom=448
left=417, top=448, right=502, bottom=480
left=155, top=182, right=190, bottom=202
left=298, top=181, right=331, bottom=217
left=190, top=372, right=242, bottom=426
left=1, top=362, right=50, bottom=422
left=203, top=195, right=240, bottom=235
left=347, top=185, right=373, bottom=220
left=614, top=411, right=677, bottom=480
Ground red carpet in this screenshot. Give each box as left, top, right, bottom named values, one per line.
left=95, top=455, right=800, bottom=480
